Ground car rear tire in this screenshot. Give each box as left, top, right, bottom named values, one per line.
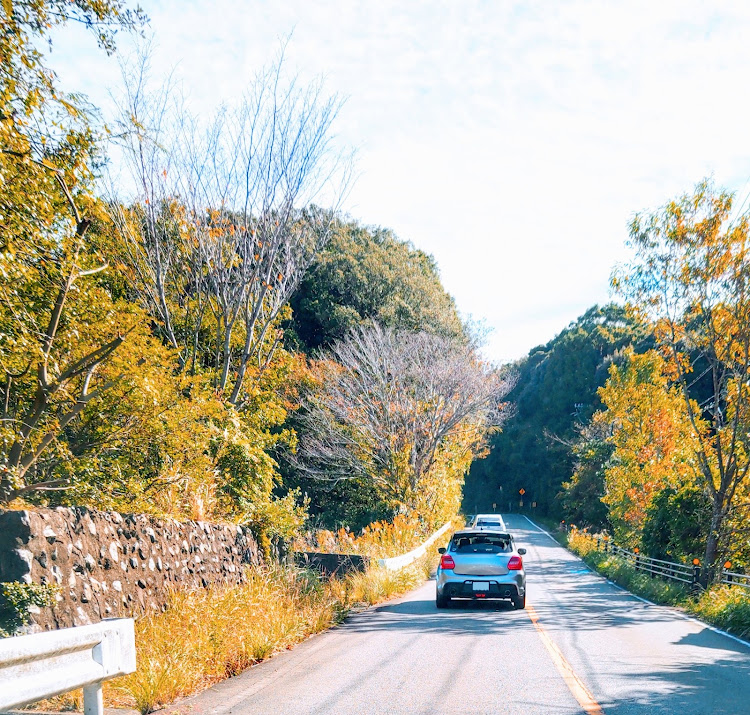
left=436, top=589, right=450, bottom=609
left=512, top=592, right=526, bottom=610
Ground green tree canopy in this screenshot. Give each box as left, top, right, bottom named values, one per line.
left=287, top=220, right=465, bottom=352
left=463, top=304, right=649, bottom=517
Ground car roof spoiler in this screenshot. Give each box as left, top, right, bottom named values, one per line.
left=454, top=530, right=511, bottom=540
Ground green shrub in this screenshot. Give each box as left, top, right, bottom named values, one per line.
left=572, top=544, right=688, bottom=606
left=0, top=581, right=60, bottom=635
left=688, top=586, right=750, bottom=640
left=641, top=484, right=711, bottom=562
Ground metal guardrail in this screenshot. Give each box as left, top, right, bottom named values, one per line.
left=0, top=618, right=136, bottom=715
left=567, top=528, right=749, bottom=593
left=594, top=538, right=694, bottom=583
left=377, top=522, right=453, bottom=571
left=720, top=569, right=750, bottom=590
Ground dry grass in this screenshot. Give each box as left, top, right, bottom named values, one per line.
left=34, top=553, right=440, bottom=714
left=109, top=555, right=439, bottom=713
left=295, top=513, right=440, bottom=558
left=98, top=565, right=342, bottom=713
left=329, top=545, right=439, bottom=608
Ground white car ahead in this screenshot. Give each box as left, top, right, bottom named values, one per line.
left=469, top=513, right=507, bottom=531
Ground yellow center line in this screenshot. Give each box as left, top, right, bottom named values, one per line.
left=525, top=604, right=605, bottom=715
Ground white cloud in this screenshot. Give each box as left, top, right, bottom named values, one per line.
left=48, top=0, right=750, bottom=362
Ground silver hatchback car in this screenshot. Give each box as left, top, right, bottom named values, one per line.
left=436, top=530, right=526, bottom=609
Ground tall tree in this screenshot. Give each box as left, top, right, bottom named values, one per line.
left=288, top=220, right=465, bottom=351
left=1, top=1, right=145, bottom=257
left=596, top=349, right=700, bottom=546
left=0, top=0, right=146, bottom=502
left=293, top=324, right=515, bottom=523
left=109, top=50, right=351, bottom=403
left=614, top=180, right=750, bottom=572
left=559, top=418, right=612, bottom=530
left=282, top=221, right=466, bottom=529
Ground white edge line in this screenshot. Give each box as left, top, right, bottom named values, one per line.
left=521, top=515, right=750, bottom=652
left=521, top=514, right=560, bottom=542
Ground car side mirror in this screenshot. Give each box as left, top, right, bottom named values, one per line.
left=517, top=548, right=527, bottom=555
left=438, top=547, right=446, bottom=554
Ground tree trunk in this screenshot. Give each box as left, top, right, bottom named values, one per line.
left=703, top=499, right=724, bottom=585
left=0, top=469, right=14, bottom=504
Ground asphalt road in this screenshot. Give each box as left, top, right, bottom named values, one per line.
left=164, top=514, right=750, bottom=714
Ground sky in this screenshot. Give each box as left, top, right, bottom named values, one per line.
left=49, top=0, right=750, bottom=363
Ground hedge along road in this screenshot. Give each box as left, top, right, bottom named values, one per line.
left=161, top=514, right=750, bottom=714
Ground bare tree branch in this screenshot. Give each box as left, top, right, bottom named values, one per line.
left=108, top=47, right=353, bottom=401
left=293, top=324, right=516, bottom=508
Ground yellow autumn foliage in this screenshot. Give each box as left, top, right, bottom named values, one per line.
left=597, top=349, right=703, bottom=545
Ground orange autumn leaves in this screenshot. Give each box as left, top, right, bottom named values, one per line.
left=596, top=349, right=702, bottom=545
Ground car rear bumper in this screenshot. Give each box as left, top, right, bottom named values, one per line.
left=437, top=570, right=525, bottom=600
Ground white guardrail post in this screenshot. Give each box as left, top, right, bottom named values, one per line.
left=0, top=617, right=136, bottom=715
left=377, top=522, right=453, bottom=571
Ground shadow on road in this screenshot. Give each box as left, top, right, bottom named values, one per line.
left=674, top=629, right=750, bottom=654
left=335, top=583, right=533, bottom=638
left=510, top=517, right=750, bottom=714
left=598, top=653, right=750, bottom=714
left=378, top=594, right=516, bottom=614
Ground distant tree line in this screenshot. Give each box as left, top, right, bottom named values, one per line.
left=463, top=304, right=649, bottom=517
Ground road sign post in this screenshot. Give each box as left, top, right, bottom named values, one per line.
left=691, top=559, right=702, bottom=593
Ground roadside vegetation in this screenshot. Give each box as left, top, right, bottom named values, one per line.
left=0, top=0, right=503, bottom=552
left=7, top=1, right=750, bottom=711
left=1, top=5, right=505, bottom=713
left=1, top=0, right=506, bottom=548
left=295, top=509, right=462, bottom=560
left=328, top=546, right=441, bottom=611
left=296, top=513, right=432, bottom=557
left=109, top=565, right=344, bottom=713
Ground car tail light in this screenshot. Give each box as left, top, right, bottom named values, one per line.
left=440, top=554, right=455, bottom=570
left=507, top=555, right=523, bottom=570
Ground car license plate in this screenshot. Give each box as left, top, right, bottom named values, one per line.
left=472, top=582, right=489, bottom=591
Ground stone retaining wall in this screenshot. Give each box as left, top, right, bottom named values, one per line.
left=0, top=507, right=261, bottom=631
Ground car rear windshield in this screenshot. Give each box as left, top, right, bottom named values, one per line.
left=451, top=535, right=512, bottom=553
left=476, top=519, right=503, bottom=527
